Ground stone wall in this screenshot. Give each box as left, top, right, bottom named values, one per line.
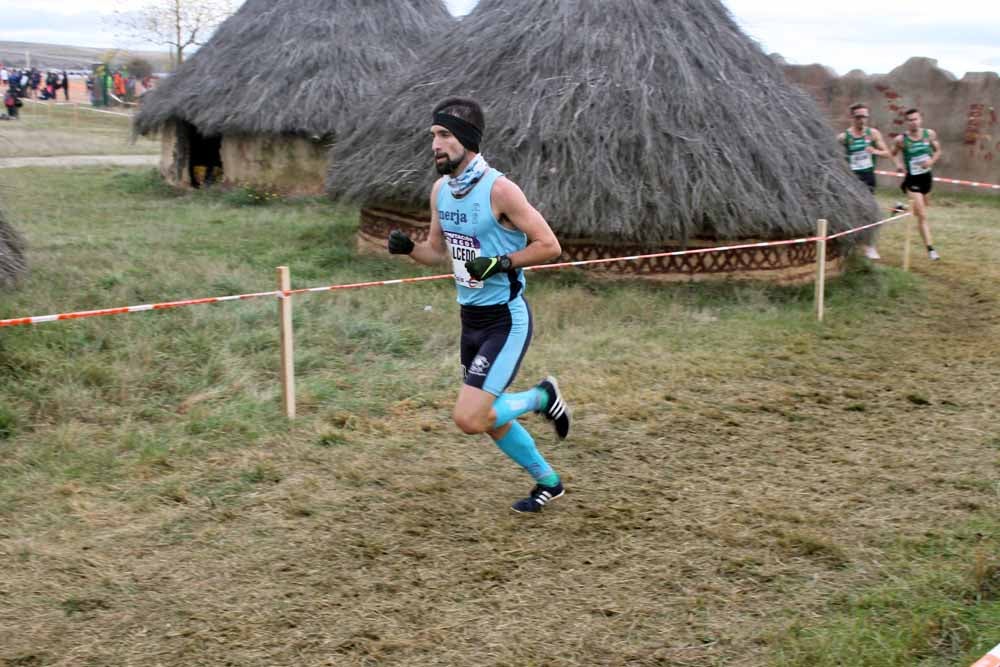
left=781, top=57, right=1000, bottom=188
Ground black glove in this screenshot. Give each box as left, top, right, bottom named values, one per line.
left=387, top=229, right=414, bottom=255
left=465, top=255, right=513, bottom=281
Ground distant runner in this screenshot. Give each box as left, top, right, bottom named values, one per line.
left=890, top=108, right=943, bottom=261
left=837, top=103, right=894, bottom=260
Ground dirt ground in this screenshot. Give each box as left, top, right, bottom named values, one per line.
left=0, top=189, right=997, bottom=666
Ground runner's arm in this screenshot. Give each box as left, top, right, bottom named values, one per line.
left=869, top=129, right=892, bottom=158
left=490, top=177, right=561, bottom=267
left=889, top=136, right=905, bottom=171
left=406, top=179, right=451, bottom=267
left=928, top=130, right=943, bottom=168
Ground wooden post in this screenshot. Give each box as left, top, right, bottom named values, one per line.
left=902, top=218, right=912, bottom=272
left=815, top=219, right=828, bottom=322
left=277, top=266, right=296, bottom=419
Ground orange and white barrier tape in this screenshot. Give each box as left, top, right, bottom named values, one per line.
left=875, top=170, right=1000, bottom=191
left=971, top=643, right=1000, bottom=667
left=825, top=210, right=909, bottom=240
left=0, top=290, right=282, bottom=328
left=0, top=211, right=911, bottom=329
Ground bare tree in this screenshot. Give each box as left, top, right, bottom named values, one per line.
left=114, top=0, right=237, bottom=69
left=126, top=57, right=155, bottom=81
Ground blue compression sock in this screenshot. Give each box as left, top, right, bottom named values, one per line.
left=492, top=387, right=546, bottom=429
left=493, top=420, right=558, bottom=484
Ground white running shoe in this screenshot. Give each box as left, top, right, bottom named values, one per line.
left=864, top=246, right=881, bottom=260
left=928, top=249, right=941, bottom=261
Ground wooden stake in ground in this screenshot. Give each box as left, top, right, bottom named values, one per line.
left=815, top=219, right=828, bottom=322
left=902, top=218, right=912, bottom=272
left=277, top=266, right=296, bottom=419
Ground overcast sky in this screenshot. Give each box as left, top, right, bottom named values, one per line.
left=1, top=0, right=997, bottom=77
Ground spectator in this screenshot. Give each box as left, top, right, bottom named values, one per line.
left=113, top=70, right=126, bottom=98
left=100, top=67, right=112, bottom=107
left=44, top=71, right=57, bottom=100
left=5, top=69, right=18, bottom=98
left=29, top=68, right=40, bottom=99
left=61, top=69, right=70, bottom=101
left=4, top=86, right=21, bottom=119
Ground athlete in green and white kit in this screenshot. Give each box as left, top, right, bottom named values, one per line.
left=837, top=103, right=895, bottom=260
left=890, top=108, right=943, bottom=261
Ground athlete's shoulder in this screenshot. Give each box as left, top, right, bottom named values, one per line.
left=490, top=174, right=527, bottom=206
left=430, top=176, right=446, bottom=199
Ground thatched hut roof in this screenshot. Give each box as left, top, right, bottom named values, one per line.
left=0, top=205, right=27, bottom=290
left=328, top=0, right=881, bottom=244
left=134, top=0, right=454, bottom=137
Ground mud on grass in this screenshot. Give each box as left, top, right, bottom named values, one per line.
left=0, top=169, right=998, bottom=666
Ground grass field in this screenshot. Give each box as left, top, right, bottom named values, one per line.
left=0, top=102, right=158, bottom=158
left=0, top=168, right=998, bottom=666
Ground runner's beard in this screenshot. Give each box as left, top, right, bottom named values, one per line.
left=435, top=151, right=465, bottom=176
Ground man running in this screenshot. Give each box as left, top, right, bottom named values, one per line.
left=890, top=108, right=943, bottom=260
left=838, top=103, right=895, bottom=259
left=387, top=97, right=571, bottom=513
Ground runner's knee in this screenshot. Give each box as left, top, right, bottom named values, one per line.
left=453, top=408, right=490, bottom=435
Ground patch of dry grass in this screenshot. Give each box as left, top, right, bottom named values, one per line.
left=0, top=171, right=997, bottom=666
left=0, top=102, right=157, bottom=158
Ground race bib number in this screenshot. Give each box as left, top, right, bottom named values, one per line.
left=909, top=155, right=930, bottom=176
left=443, top=230, right=483, bottom=289
left=850, top=151, right=873, bottom=171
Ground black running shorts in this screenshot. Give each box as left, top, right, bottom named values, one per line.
left=901, top=172, right=932, bottom=195
left=459, top=297, right=533, bottom=396
left=855, top=169, right=876, bottom=193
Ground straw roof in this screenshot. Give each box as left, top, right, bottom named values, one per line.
left=328, top=0, right=881, bottom=244
left=134, top=0, right=454, bottom=137
left=0, top=205, right=27, bottom=290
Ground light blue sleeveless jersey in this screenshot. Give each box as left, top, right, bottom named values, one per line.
left=437, top=168, right=528, bottom=306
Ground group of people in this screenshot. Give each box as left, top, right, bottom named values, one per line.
left=2, top=67, right=70, bottom=101
left=87, top=66, right=152, bottom=107
left=1, top=63, right=153, bottom=118
left=2, top=66, right=71, bottom=119
left=838, top=103, right=942, bottom=261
